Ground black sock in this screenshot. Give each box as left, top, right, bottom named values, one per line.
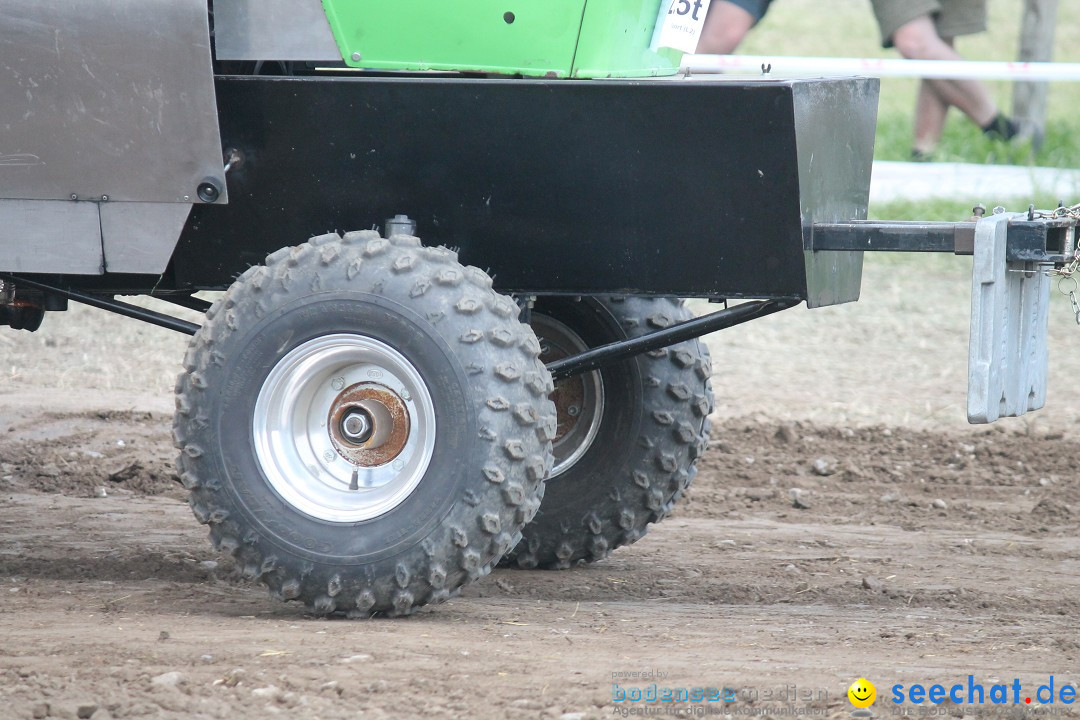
left=981, top=113, right=1019, bottom=140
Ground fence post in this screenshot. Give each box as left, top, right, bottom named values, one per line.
left=1013, top=0, right=1058, bottom=148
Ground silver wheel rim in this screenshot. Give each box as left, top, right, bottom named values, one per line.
left=252, top=334, right=437, bottom=523
left=532, top=313, right=604, bottom=478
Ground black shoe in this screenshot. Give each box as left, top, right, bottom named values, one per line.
left=982, top=113, right=1019, bottom=141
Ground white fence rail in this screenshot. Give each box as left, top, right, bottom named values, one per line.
left=684, top=55, right=1080, bottom=82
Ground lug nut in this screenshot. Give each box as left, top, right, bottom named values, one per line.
left=341, top=409, right=374, bottom=443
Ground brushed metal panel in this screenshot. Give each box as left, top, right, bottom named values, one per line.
left=0, top=0, right=226, bottom=203
left=101, top=202, right=192, bottom=275
left=0, top=200, right=102, bottom=274
left=967, top=211, right=1050, bottom=423
left=215, top=0, right=341, bottom=62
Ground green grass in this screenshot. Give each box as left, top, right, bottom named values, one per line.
left=735, top=0, right=1080, bottom=167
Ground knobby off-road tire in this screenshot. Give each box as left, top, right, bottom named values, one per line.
left=173, top=232, right=555, bottom=616
left=505, top=297, right=713, bottom=569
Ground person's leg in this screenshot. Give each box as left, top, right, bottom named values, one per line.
left=913, top=78, right=949, bottom=156
left=891, top=16, right=999, bottom=129
left=696, top=1, right=756, bottom=54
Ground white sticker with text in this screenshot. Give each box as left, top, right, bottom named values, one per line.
left=651, top=0, right=713, bottom=54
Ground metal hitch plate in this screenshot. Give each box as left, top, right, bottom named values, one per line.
left=968, top=212, right=1051, bottom=423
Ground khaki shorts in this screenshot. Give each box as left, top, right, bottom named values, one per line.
left=871, top=0, right=987, bottom=47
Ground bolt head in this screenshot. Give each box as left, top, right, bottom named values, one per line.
left=567, top=405, right=580, bottom=417
left=323, top=450, right=337, bottom=463
left=351, top=52, right=362, bottom=62
left=331, top=377, right=345, bottom=391
left=392, top=459, right=405, bottom=471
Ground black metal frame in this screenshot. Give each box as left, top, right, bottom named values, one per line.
left=0, top=272, right=803, bottom=379
left=811, top=215, right=1076, bottom=263
left=0, top=274, right=200, bottom=336
left=548, top=298, right=799, bottom=380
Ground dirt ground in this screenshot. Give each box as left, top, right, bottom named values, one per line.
left=2, top=254, right=1080, bottom=720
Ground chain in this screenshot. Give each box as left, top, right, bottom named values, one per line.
left=1057, top=276, right=1080, bottom=325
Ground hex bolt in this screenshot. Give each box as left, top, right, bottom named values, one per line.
left=331, top=377, right=345, bottom=391
left=392, top=459, right=405, bottom=471
left=341, top=410, right=373, bottom=443
left=567, top=405, right=581, bottom=417
left=400, top=388, right=412, bottom=401
left=323, top=450, right=337, bottom=463
left=351, top=52, right=362, bottom=62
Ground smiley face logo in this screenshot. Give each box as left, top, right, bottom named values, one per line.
left=848, top=679, right=876, bottom=708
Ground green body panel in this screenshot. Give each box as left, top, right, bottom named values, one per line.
left=320, top=0, right=681, bottom=78
left=573, top=0, right=682, bottom=78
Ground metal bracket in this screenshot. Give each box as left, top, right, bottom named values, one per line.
left=812, top=215, right=1076, bottom=263
left=546, top=298, right=800, bottom=381
left=0, top=275, right=200, bottom=336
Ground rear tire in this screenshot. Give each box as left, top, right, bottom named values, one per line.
left=173, top=232, right=555, bottom=615
left=505, top=296, right=713, bottom=569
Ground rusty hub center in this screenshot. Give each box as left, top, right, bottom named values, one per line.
left=328, top=383, right=410, bottom=467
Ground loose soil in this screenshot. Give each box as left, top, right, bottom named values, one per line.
left=1, top=255, right=1078, bottom=719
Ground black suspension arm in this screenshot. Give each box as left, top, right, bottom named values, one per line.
left=0, top=274, right=200, bottom=336
left=546, top=297, right=801, bottom=381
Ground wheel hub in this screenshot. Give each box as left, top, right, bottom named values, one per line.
left=531, top=313, right=604, bottom=478
left=252, top=334, right=436, bottom=523
left=327, top=383, right=411, bottom=466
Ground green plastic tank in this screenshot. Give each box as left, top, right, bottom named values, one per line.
left=320, top=0, right=684, bottom=78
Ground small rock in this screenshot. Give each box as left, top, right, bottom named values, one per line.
left=38, top=464, right=61, bottom=478
left=219, top=669, right=246, bottom=687
left=810, top=458, right=836, bottom=477
left=1039, top=477, right=1052, bottom=487
left=252, top=685, right=281, bottom=700
left=200, top=655, right=214, bottom=664
left=157, top=631, right=170, bottom=642
left=31, top=703, right=49, bottom=719
left=198, top=560, right=219, bottom=571
left=794, top=581, right=810, bottom=593
left=932, top=499, right=948, bottom=510
left=150, top=671, right=184, bottom=689
left=784, top=564, right=800, bottom=574
left=774, top=425, right=798, bottom=444
left=319, top=681, right=342, bottom=695
left=77, top=705, right=98, bottom=719
left=560, top=714, right=586, bottom=720
left=495, top=579, right=514, bottom=592
left=742, top=488, right=773, bottom=502
left=789, top=488, right=811, bottom=510
left=715, top=539, right=737, bottom=548
left=862, top=576, right=884, bottom=592
left=95, top=487, right=108, bottom=498
left=340, top=654, right=372, bottom=663
left=108, top=462, right=143, bottom=483
left=882, top=428, right=893, bottom=437
left=1031, top=498, right=1072, bottom=519
left=880, top=492, right=901, bottom=504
